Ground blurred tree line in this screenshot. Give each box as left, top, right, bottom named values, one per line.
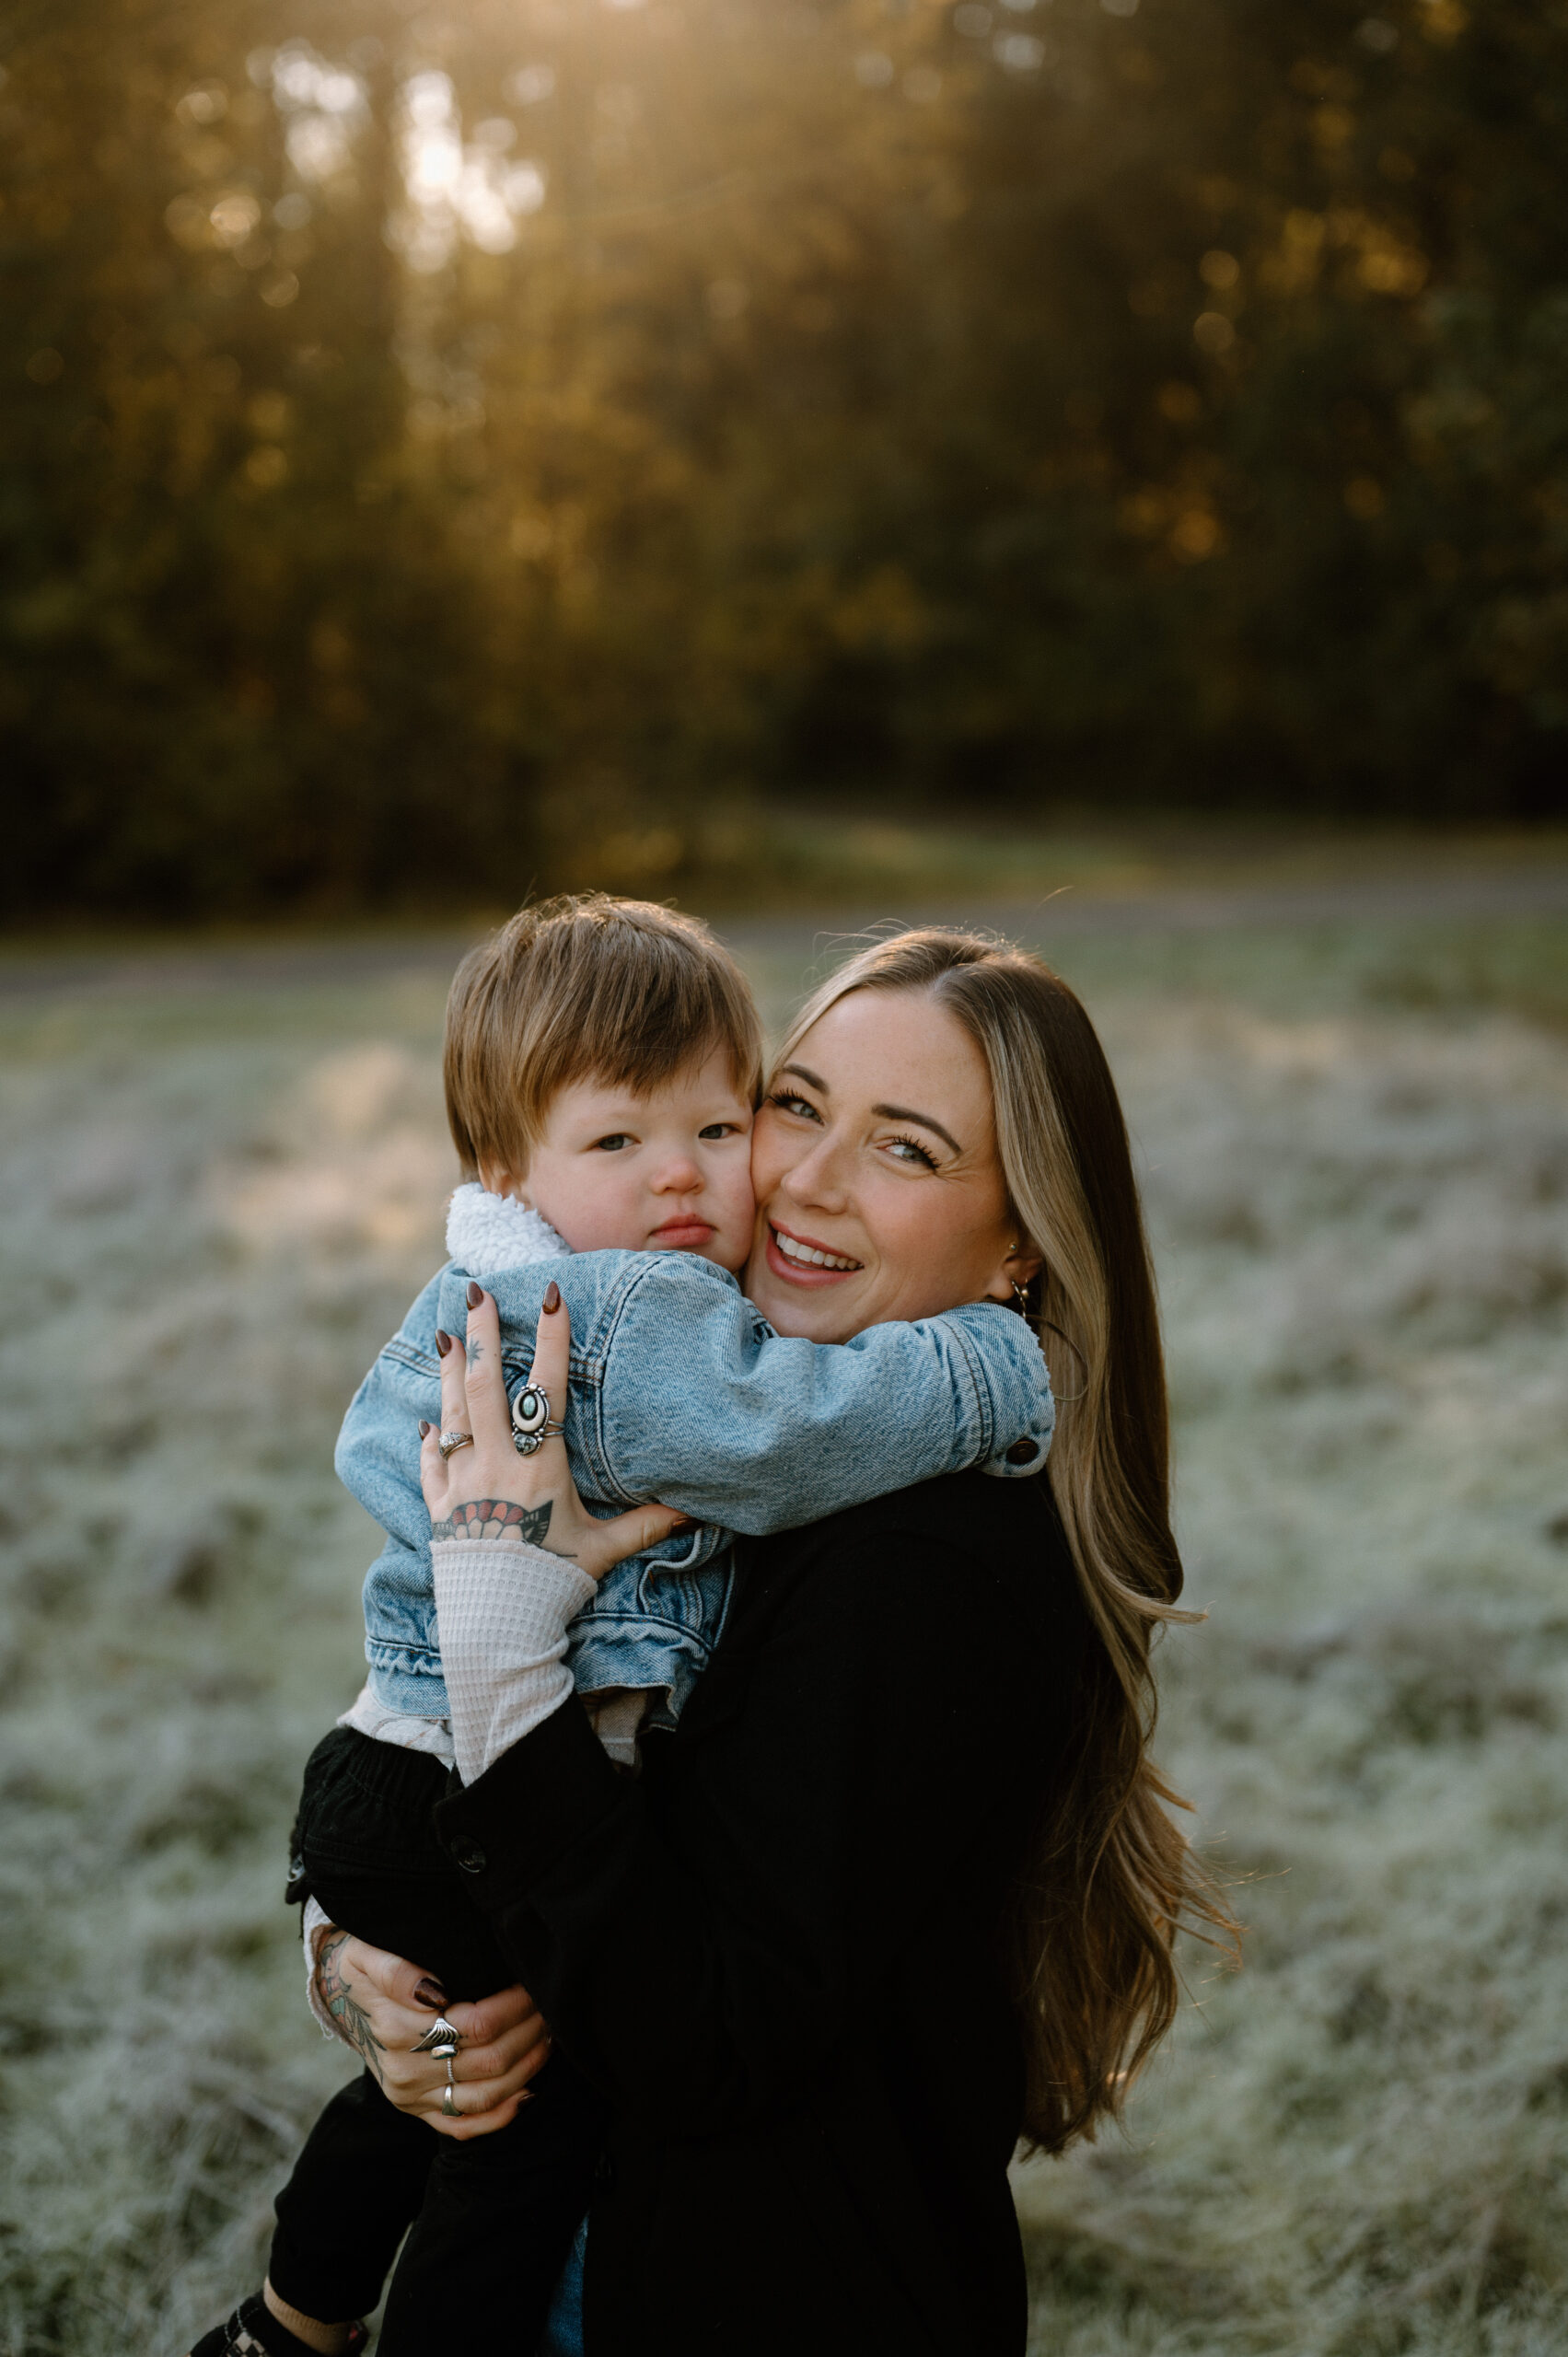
left=3, top=0, right=1565, bottom=918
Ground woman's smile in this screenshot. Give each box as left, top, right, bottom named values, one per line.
left=765, top=1220, right=865, bottom=1280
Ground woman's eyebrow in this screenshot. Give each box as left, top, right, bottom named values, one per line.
left=873, top=1102, right=962, bottom=1156
left=779, top=1062, right=828, bottom=1093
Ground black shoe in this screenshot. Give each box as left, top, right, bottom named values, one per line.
left=189, top=2292, right=369, bottom=2357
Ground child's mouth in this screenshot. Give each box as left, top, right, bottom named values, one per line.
left=766, top=1222, right=864, bottom=1281
left=651, top=1216, right=716, bottom=1250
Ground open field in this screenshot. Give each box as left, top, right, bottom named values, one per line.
left=2, top=867, right=1566, bottom=2354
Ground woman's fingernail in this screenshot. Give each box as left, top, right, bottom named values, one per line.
left=413, top=1978, right=449, bottom=2009
left=467, top=1281, right=483, bottom=1310
left=436, top=1329, right=453, bottom=1357
left=419, top=1420, right=433, bottom=1439
left=669, top=1515, right=696, bottom=1532
left=543, top=1281, right=561, bottom=1314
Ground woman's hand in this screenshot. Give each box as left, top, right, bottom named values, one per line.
left=421, top=1279, right=691, bottom=1581
left=313, top=1927, right=552, bottom=2140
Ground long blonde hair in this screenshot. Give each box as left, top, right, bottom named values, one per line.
left=777, top=928, right=1237, bottom=2153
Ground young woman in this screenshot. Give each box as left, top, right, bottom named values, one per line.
left=296, top=929, right=1232, bottom=2354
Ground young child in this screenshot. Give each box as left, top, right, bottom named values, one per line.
left=193, top=895, right=1053, bottom=2357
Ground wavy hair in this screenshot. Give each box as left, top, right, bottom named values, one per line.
left=776, top=929, right=1237, bottom=2153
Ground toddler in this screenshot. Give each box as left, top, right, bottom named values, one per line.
left=192, top=895, right=1053, bottom=2357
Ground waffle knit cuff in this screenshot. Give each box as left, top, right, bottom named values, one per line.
left=432, top=1536, right=598, bottom=1786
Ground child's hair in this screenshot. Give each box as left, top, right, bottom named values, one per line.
left=444, top=894, right=763, bottom=1182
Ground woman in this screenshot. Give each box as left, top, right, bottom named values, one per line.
left=310, top=929, right=1230, bottom=2353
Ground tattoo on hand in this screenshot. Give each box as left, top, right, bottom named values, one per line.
left=465, top=1334, right=484, bottom=1369
left=317, top=1933, right=386, bottom=2084
left=432, top=1498, right=564, bottom=1549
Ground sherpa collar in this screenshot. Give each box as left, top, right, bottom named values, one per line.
left=445, top=1183, right=570, bottom=1271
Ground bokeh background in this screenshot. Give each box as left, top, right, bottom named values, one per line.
left=5, top=2, right=1568, bottom=2353
left=5, top=0, right=1568, bottom=914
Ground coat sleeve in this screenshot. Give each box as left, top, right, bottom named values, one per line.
left=432, top=1508, right=1051, bottom=2135
left=590, top=1259, right=1054, bottom=1529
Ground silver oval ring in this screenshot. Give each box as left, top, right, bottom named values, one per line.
left=511, top=1381, right=565, bottom=1457
left=438, top=1429, right=474, bottom=1461
left=442, top=2079, right=459, bottom=2119
left=511, top=1383, right=552, bottom=1437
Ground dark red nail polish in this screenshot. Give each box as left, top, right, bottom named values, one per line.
left=419, top=1420, right=433, bottom=1439
left=543, top=1280, right=561, bottom=1314
left=413, top=1978, right=448, bottom=2010
left=467, top=1281, right=483, bottom=1310
left=436, top=1329, right=453, bottom=1357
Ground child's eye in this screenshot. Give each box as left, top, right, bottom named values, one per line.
left=698, top=1121, right=741, bottom=1140
left=887, top=1132, right=939, bottom=1171
left=590, top=1133, right=632, bottom=1152
left=767, top=1091, right=820, bottom=1122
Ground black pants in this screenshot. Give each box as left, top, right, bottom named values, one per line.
left=270, top=1727, right=606, bottom=2352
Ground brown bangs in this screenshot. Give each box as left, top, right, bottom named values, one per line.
left=444, top=893, right=762, bottom=1181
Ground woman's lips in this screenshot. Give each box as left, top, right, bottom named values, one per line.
left=650, top=1217, right=715, bottom=1250
left=764, top=1222, right=865, bottom=1285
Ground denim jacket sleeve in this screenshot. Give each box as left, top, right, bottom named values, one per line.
left=333, top=1269, right=445, bottom=1537
left=335, top=1254, right=1055, bottom=1673
left=582, top=1257, right=1054, bottom=1532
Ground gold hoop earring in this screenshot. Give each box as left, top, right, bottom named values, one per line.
left=1041, top=1320, right=1089, bottom=1404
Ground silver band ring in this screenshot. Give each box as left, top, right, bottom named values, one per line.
left=513, top=1422, right=566, bottom=1457
left=442, top=2080, right=459, bottom=2119
left=410, top=2016, right=461, bottom=2057
left=438, top=1429, right=474, bottom=1461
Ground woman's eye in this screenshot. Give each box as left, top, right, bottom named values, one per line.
left=591, top=1133, right=631, bottom=1152
left=887, top=1132, right=939, bottom=1170
left=768, top=1092, right=819, bottom=1122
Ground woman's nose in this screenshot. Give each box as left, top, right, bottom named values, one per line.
left=781, top=1135, right=847, bottom=1212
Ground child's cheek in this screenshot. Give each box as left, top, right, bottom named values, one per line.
left=711, top=1167, right=758, bottom=1274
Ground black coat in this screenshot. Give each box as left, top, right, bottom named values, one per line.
left=435, top=1466, right=1091, bottom=2355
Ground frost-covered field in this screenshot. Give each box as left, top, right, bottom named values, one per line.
left=1, top=904, right=1564, bottom=2356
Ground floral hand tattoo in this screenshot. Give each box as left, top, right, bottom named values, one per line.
left=317, top=1931, right=386, bottom=2084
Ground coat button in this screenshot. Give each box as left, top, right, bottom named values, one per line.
left=449, top=1835, right=487, bottom=1875
left=1005, top=1437, right=1038, bottom=1466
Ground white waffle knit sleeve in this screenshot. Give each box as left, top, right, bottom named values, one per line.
left=432, top=1537, right=598, bottom=1787
left=302, top=1898, right=340, bottom=2038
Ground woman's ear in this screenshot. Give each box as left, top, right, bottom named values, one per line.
left=983, top=1238, right=1044, bottom=1305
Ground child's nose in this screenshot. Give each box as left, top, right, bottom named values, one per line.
left=654, top=1155, right=703, bottom=1193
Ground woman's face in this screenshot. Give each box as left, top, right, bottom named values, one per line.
left=744, top=986, right=1031, bottom=1342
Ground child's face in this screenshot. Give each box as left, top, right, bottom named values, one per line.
left=491, top=1047, right=756, bottom=1273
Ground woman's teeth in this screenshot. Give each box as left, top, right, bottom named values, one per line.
left=773, top=1228, right=862, bottom=1272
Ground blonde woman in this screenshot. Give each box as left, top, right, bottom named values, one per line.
left=303, top=930, right=1232, bottom=2356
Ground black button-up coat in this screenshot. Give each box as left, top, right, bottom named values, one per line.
left=436, top=1465, right=1091, bottom=2355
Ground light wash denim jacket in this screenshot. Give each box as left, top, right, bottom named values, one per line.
left=340, top=1188, right=1055, bottom=1720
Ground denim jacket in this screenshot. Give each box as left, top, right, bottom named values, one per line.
left=340, top=1191, right=1055, bottom=1719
